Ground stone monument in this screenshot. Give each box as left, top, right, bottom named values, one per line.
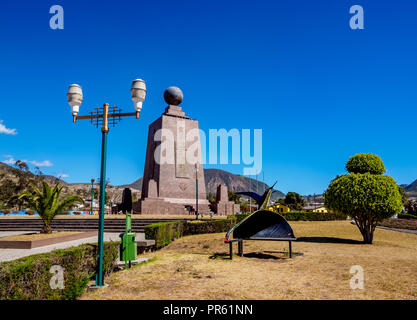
left=213, top=184, right=241, bottom=215
left=136, top=86, right=211, bottom=215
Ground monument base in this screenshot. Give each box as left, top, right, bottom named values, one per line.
left=133, top=198, right=211, bottom=215
left=213, top=184, right=241, bottom=215
left=213, top=202, right=241, bottom=216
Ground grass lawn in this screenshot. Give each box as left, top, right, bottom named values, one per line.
left=81, top=220, right=417, bottom=300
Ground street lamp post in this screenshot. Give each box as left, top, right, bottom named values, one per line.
left=91, top=178, right=95, bottom=213
left=195, top=163, right=199, bottom=220
left=67, top=79, right=146, bottom=287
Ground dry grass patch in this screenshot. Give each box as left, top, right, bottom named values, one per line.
left=81, top=221, right=417, bottom=300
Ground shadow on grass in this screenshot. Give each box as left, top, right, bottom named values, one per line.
left=209, top=251, right=303, bottom=260
left=209, top=252, right=231, bottom=260
left=296, top=237, right=363, bottom=244
left=243, top=252, right=283, bottom=260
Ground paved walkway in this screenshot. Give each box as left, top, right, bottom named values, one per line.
left=377, top=226, right=417, bottom=235
left=0, top=231, right=145, bottom=262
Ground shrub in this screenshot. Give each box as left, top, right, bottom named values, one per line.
left=379, top=218, right=417, bottom=231
left=326, top=154, right=402, bottom=244
left=0, top=241, right=119, bottom=300
left=182, top=217, right=237, bottom=236
left=346, top=153, right=386, bottom=175
left=397, top=213, right=417, bottom=220
left=280, top=211, right=348, bottom=221
left=144, top=221, right=183, bottom=249
left=232, top=214, right=250, bottom=223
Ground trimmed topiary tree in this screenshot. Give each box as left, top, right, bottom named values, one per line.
left=325, top=154, right=402, bottom=244
left=345, top=153, right=386, bottom=175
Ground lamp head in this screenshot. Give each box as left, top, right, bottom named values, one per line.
left=67, top=84, right=83, bottom=115
left=131, top=79, right=146, bottom=112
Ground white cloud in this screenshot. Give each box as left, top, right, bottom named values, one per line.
left=58, top=173, right=69, bottom=178
left=2, top=155, right=54, bottom=168
left=31, top=160, right=53, bottom=167
left=2, top=155, right=16, bottom=164
left=0, top=121, right=17, bottom=135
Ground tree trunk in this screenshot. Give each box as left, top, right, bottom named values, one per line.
left=355, top=215, right=374, bottom=244
left=41, top=224, right=52, bottom=234
left=361, top=223, right=373, bottom=244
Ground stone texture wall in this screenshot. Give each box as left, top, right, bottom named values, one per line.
left=138, top=104, right=210, bottom=214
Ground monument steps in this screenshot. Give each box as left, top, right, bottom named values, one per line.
left=0, top=218, right=190, bottom=233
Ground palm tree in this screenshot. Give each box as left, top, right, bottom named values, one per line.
left=18, top=181, right=83, bottom=234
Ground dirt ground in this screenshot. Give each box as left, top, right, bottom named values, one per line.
left=81, top=221, right=417, bottom=300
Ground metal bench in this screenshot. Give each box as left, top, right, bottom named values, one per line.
left=225, top=237, right=296, bottom=259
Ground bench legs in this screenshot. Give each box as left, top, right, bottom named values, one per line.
left=228, top=239, right=243, bottom=259
left=229, top=240, right=293, bottom=259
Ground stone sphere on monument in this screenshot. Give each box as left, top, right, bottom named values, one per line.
left=164, top=86, right=183, bottom=106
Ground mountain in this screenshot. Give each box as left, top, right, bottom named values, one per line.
left=0, top=162, right=136, bottom=204
left=119, top=177, right=142, bottom=191
left=120, top=168, right=285, bottom=200
left=404, top=180, right=417, bottom=196
left=204, top=169, right=284, bottom=198
left=0, top=162, right=63, bottom=185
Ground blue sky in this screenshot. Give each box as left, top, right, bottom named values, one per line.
left=0, top=0, right=416, bottom=195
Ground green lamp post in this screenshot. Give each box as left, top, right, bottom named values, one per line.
left=195, top=162, right=199, bottom=220
left=67, top=79, right=147, bottom=287
left=90, top=178, right=95, bottom=213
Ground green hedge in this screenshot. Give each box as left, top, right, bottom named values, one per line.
left=0, top=241, right=119, bottom=300
left=281, top=211, right=348, bottom=221
left=397, top=213, right=417, bottom=220
left=182, top=217, right=237, bottom=236
left=144, top=221, right=183, bottom=249
left=233, top=213, right=250, bottom=223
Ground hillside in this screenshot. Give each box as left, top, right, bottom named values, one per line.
left=405, top=180, right=417, bottom=192
left=404, top=179, right=417, bottom=197
left=0, top=162, right=139, bottom=205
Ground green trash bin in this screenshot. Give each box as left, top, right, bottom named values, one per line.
left=119, top=232, right=137, bottom=262
left=119, top=213, right=137, bottom=268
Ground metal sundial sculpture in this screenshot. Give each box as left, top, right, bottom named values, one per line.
left=225, top=183, right=296, bottom=242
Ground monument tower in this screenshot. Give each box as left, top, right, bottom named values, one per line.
left=137, top=86, right=210, bottom=215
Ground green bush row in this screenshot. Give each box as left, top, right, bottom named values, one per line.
left=0, top=241, right=119, bottom=300
left=182, top=217, right=237, bottom=236
left=397, top=213, right=417, bottom=220
left=144, top=221, right=183, bottom=249
left=145, top=218, right=238, bottom=249
left=281, top=211, right=348, bottom=221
